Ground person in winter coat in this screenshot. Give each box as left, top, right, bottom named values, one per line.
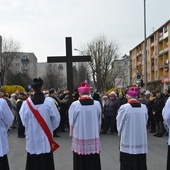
left=152, top=90, right=165, bottom=137
left=102, top=91, right=120, bottom=135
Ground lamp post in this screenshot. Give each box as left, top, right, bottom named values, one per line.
left=143, top=0, right=147, bottom=90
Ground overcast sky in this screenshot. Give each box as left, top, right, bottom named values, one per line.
left=0, top=0, right=169, bottom=62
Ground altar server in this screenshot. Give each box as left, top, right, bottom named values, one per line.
left=19, top=78, right=60, bottom=170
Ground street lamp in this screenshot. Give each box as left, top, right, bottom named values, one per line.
left=143, top=0, right=147, bottom=90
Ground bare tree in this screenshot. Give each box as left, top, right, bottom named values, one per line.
left=43, top=63, right=67, bottom=90
left=0, top=36, right=20, bottom=86
left=73, top=64, right=79, bottom=89
left=82, top=35, right=120, bottom=92
left=78, top=63, right=90, bottom=83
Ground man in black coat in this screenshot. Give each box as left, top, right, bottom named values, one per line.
left=17, top=92, right=27, bottom=138
left=152, top=90, right=165, bottom=137
left=90, top=87, right=100, bottom=101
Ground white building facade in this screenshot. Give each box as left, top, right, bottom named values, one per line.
left=10, top=52, right=37, bottom=78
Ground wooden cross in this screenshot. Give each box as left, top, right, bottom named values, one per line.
left=47, top=37, right=91, bottom=101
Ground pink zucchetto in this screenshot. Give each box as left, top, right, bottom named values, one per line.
left=78, top=82, right=90, bottom=93
left=127, top=87, right=139, bottom=97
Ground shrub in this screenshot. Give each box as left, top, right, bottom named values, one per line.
left=1, top=85, right=26, bottom=94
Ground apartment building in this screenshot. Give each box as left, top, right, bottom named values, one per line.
left=130, top=20, right=170, bottom=91
left=9, top=52, right=37, bottom=78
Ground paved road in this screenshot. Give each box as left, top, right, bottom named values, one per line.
left=8, top=129, right=168, bottom=170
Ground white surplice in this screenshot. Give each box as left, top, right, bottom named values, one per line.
left=116, top=99, right=148, bottom=154
left=69, top=98, right=102, bottom=155
left=162, top=97, right=170, bottom=145
left=0, top=98, right=14, bottom=156
left=19, top=97, right=60, bottom=154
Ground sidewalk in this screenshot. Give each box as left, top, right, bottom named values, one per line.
left=8, top=129, right=167, bottom=170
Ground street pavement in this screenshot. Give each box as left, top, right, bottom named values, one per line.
left=8, top=129, right=168, bottom=170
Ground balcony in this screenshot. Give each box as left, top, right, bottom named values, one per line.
left=137, top=61, right=142, bottom=66
left=165, top=67, right=169, bottom=72
left=164, top=62, right=169, bottom=67
left=21, top=58, right=29, bottom=62
left=151, top=55, right=154, bottom=59
left=136, top=51, right=142, bottom=56
left=151, top=42, right=154, bottom=47
left=164, top=47, right=169, bottom=53
left=158, top=50, right=164, bottom=55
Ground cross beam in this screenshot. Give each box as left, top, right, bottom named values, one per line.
left=47, top=37, right=91, bottom=101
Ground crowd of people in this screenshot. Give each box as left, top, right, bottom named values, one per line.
left=98, top=88, right=170, bottom=138
left=0, top=88, right=70, bottom=137
left=1, top=78, right=170, bottom=170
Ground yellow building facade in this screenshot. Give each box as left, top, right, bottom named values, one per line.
left=130, top=20, right=170, bottom=91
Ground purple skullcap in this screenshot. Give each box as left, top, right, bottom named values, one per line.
left=78, top=82, right=90, bottom=93
left=127, top=87, right=139, bottom=97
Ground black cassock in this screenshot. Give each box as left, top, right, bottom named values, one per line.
left=0, top=154, right=10, bottom=170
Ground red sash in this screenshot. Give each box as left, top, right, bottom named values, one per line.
left=26, top=99, right=60, bottom=152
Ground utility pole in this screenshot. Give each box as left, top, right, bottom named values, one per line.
left=143, top=0, right=147, bottom=90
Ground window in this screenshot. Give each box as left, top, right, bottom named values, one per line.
left=164, top=25, right=168, bottom=33
left=156, top=71, right=158, bottom=78
left=22, top=55, right=28, bottom=61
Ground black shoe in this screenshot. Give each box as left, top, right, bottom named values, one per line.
left=18, top=135, right=25, bottom=138
left=54, top=134, right=60, bottom=137
left=156, top=133, right=163, bottom=137
left=149, top=130, right=156, bottom=133
left=153, top=133, right=158, bottom=136
left=110, top=133, right=114, bottom=135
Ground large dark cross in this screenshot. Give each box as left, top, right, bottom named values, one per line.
left=47, top=37, right=91, bottom=101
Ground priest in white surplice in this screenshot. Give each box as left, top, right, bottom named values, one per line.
left=69, top=82, right=102, bottom=170
left=162, top=97, right=170, bottom=170
left=0, top=98, right=14, bottom=170
left=116, top=87, right=148, bottom=170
